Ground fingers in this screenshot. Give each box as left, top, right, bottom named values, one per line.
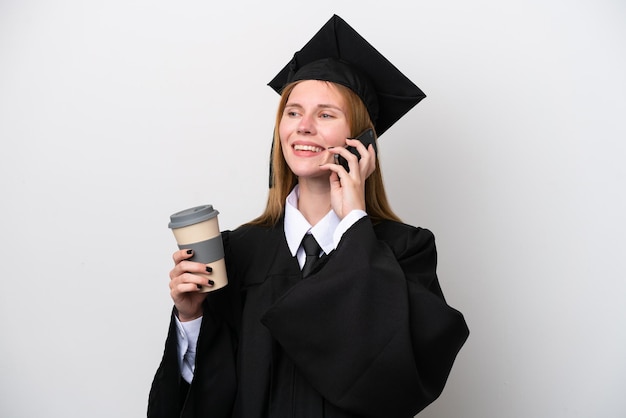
left=172, top=248, right=194, bottom=264
left=167, top=250, right=212, bottom=322
left=170, top=250, right=215, bottom=290
left=324, top=140, right=376, bottom=180
left=169, top=269, right=215, bottom=289
left=345, top=138, right=376, bottom=178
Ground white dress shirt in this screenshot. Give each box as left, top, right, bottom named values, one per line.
left=176, top=185, right=366, bottom=383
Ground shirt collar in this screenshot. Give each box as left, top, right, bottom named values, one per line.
left=284, top=185, right=340, bottom=256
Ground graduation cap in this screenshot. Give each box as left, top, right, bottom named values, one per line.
left=268, top=14, right=426, bottom=136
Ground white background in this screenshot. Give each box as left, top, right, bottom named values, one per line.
left=1, top=1, right=625, bottom=417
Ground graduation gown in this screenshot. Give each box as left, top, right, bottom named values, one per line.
left=148, top=216, right=469, bottom=418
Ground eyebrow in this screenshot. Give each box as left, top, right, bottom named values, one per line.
left=284, top=103, right=345, bottom=112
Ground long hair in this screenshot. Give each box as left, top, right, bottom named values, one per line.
left=248, top=81, right=401, bottom=226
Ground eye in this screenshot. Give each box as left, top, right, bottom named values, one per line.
left=320, top=112, right=334, bottom=119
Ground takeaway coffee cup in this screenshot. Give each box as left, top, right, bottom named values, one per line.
left=168, top=205, right=228, bottom=292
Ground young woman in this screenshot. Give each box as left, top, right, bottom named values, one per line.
left=149, top=15, right=469, bottom=418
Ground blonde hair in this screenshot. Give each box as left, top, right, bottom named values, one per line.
left=248, top=81, right=401, bottom=226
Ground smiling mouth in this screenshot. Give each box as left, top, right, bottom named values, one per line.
left=294, top=144, right=323, bottom=153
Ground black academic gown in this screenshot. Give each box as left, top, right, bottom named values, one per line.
left=148, top=216, right=469, bottom=418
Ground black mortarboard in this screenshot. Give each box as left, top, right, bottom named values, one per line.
left=268, top=14, right=426, bottom=136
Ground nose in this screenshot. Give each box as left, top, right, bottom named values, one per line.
left=297, top=113, right=315, bottom=135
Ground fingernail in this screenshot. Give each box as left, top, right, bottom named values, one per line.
left=208, top=280, right=215, bottom=286
left=327, top=146, right=335, bottom=149
left=196, top=284, right=202, bottom=290
left=186, top=249, right=193, bottom=255
left=206, top=266, right=213, bottom=273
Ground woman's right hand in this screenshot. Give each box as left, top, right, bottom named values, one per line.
left=169, top=249, right=213, bottom=321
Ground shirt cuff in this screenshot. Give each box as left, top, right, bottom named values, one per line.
left=175, top=315, right=203, bottom=383
left=332, top=209, right=367, bottom=248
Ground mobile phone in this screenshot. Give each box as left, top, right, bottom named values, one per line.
left=334, top=128, right=377, bottom=172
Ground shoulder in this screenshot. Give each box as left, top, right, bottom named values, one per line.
left=224, top=223, right=264, bottom=239
left=373, top=219, right=436, bottom=257
left=221, top=221, right=287, bottom=279
left=223, top=222, right=282, bottom=248
left=373, top=219, right=434, bottom=242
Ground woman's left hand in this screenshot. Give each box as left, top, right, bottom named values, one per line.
left=321, top=138, right=377, bottom=219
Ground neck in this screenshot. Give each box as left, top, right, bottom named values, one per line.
left=296, top=177, right=331, bottom=226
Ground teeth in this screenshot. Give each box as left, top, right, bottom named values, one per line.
left=294, top=144, right=323, bottom=152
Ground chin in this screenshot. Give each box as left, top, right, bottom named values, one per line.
left=298, top=170, right=331, bottom=181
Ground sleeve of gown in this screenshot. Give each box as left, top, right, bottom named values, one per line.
left=148, top=232, right=239, bottom=418
left=147, top=305, right=238, bottom=418
left=261, top=217, right=469, bottom=417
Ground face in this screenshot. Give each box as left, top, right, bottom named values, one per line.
left=279, top=80, right=351, bottom=180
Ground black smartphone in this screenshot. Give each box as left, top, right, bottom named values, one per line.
left=335, top=128, right=377, bottom=172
